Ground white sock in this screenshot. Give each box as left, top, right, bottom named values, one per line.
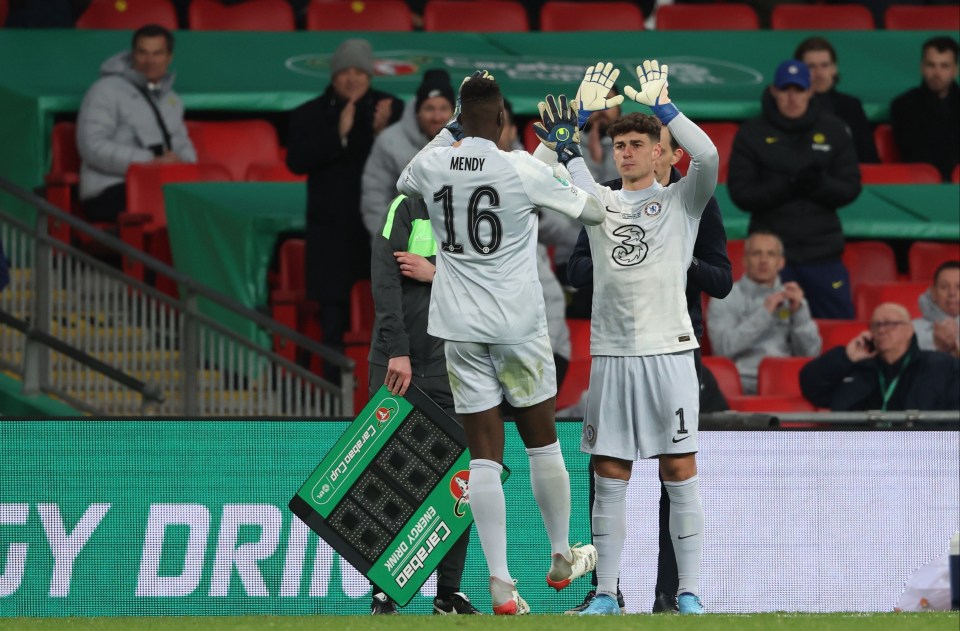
left=468, top=459, right=512, bottom=582
left=592, top=474, right=628, bottom=598
left=526, top=441, right=571, bottom=557
left=664, top=475, right=703, bottom=596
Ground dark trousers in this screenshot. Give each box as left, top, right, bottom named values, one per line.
left=81, top=183, right=126, bottom=223
left=587, top=348, right=704, bottom=601
left=781, top=259, right=855, bottom=319
left=367, top=364, right=470, bottom=597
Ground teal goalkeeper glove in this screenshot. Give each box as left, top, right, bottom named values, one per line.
left=623, top=59, right=679, bottom=124
left=575, top=61, right=624, bottom=128
left=444, top=69, right=495, bottom=140
left=533, top=94, right=582, bottom=165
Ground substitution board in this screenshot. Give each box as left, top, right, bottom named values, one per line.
left=290, top=384, right=507, bottom=605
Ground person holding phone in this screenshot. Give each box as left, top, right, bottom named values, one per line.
left=706, top=230, right=822, bottom=394
left=800, top=302, right=960, bottom=411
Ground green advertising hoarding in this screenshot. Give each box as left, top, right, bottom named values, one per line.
left=0, top=418, right=581, bottom=616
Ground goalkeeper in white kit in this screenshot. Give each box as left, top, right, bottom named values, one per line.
left=537, top=60, right=719, bottom=615
left=396, top=73, right=603, bottom=614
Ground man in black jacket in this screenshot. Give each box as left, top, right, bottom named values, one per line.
left=566, top=125, right=733, bottom=614
left=800, top=302, right=960, bottom=412
left=728, top=59, right=861, bottom=319
left=286, top=39, right=402, bottom=367
left=365, top=193, right=480, bottom=615
left=794, top=36, right=879, bottom=164
left=890, top=36, right=959, bottom=182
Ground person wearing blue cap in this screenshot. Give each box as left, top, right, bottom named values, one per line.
left=727, top=59, right=862, bottom=320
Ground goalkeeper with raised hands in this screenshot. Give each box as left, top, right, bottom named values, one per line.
left=396, top=72, right=604, bottom=615
left=536, top=60, right=719, bottom=615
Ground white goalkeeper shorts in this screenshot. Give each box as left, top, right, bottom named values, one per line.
left=444, top=335, right=557, bottom=414
left=581, top=352, right=699, bottom=460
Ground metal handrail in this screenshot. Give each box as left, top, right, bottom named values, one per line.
left=0, top=176, right=355, bottom=416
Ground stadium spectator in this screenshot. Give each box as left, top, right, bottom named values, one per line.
left=76, top=24, right=196, bottom=222
left=361, top=69, right=455, bottom=238
left=565, top=122, right=732, bottom=614
left=890, top=36, right=959, bottom=182
left=286, top=39, right=402, bottom=365
left=799, top=302, right=960, bottom=411
left=366, top=193, right=480, bottom=615
left=913, top=261, right=960, bottom=357
left=727, top=59, right=861, bottom=319
left=707, top=230, right=822, bottom=394
left=794, top=36, right=879, bottom=164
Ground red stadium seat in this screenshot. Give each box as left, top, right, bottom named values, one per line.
left=854, top=282, right=928, bottom=320
left=307, top=0, right=412, bottom=31
left=556, top=318, right=592, bottom=411
left=0, top=0, right=8, bottom=26
left=771, top=4, right=875, bottom=29
left=756, top=356, right=810, bottom=397
left=76, top=0, right=178, bottom=30
left=271, top=238, right=322, bottom=363
left=122, top=162, right=231, bottom=286
left=189, top=0, right=295, bottom=31
left=884, top=4, right=960, bottom=30
left=675, top=122, right=738, bottom=182
left=522, top=120, right=539, bottom=154
left=655, top=3, right=759, bottom=30
left=45, top=122, right=81, bottom=243
left=345, top=279, right=374, bottom=344
left=540, top=1, right=644, bottom=31
left=245, top=161, right=306, bottom=182
left=424, top=0, right=529, bottom=32
left=702, top=355, right=742, bottom=399
left=873, top=124, right=901, bottom=164
left=726, top=239, right=745, bottom=281
left=726, top=394, right=816, bottom=413
left=344, top=342, right=370, bottom=413
left=859, top=163, right=942, bottom=184
left=842, top=240, right=898, bottom=294
left=186, top=120, right=282, bottom=182
left=816, top=319, right=868, bottom=352
left=908, top=241, right=960, bottom=283
left=952, top=165, right=959, bottom=184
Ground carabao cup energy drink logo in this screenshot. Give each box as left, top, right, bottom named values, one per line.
left=286, top=52, right=763, bottom=88
left=374, top=401, right=397, bottom=427
left=449, top=470, right=470, bottom=517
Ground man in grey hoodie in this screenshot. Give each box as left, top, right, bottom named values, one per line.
left=77, top=24, right=196, bottom=222
left=360, top=69, right=455, bottom=237
left=913, top=260, right=960, bottom=357
left=707, top=230, right=821, bottom=393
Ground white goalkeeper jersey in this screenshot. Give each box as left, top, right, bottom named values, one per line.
left=587, top=113, right=719, bottom=356
left=397, top=135, right=596, bottom=344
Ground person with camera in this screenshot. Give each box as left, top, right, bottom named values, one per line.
left=707, top=230, right=821, bottom=394
left=77, top=24, right=196, bottom=222
left=800, top=303, right=960, bottom=411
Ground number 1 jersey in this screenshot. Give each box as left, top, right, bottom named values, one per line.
left=398, top=136, right=589, bottom=344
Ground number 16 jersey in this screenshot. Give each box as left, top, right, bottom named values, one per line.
left=398, top=136, right=590, bottom=344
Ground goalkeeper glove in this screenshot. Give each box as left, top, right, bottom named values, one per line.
left=575, top=61, right=624, bottom=128
left=533, top=94, right=582, bottom=165
left=623, top=59, right=679, bottom=124
left=444, top=69, right=495, bottom=140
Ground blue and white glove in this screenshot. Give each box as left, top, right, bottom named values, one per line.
left=444, top=69, right=495, bottom=140
left=533, top=94, right=582, bottom=165
left=623, top=59, right=679, bottom=124
left=575, top=61, right=624, bottom=128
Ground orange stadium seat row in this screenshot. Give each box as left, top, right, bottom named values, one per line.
left=56, top=0, right=960, bottom=32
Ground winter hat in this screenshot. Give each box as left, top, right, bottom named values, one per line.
left=415, top=69, right=455, bottom=112
left=330, top=38, right=374, bottom=77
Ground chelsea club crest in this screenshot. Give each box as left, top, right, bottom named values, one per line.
left=643, top=202, right=663, bottom=217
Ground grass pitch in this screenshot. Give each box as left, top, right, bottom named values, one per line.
left=1, top=613, right=958, bottom=631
